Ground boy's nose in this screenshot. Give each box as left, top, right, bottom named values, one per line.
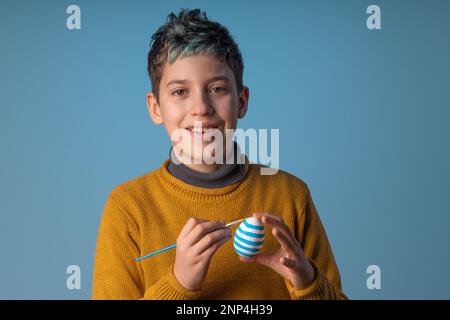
left=189, top=92, right=213, bottom=116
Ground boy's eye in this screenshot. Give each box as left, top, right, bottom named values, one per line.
left=209, top=87, right=227, bottom=94
left=172, top=89, right=186, bottom=96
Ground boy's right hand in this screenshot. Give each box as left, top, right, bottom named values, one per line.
left=173, top=217, right=231, bottom=291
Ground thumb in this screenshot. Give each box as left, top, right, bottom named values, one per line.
left=238, top=254, right=275, bottom=268
left=252, top=253, right=274, bottom=268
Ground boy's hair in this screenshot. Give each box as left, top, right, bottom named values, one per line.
left=147, top=9, right=244, bottom=101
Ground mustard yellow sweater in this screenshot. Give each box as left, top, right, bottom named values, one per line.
left=92, top=158, right=348, bottom=300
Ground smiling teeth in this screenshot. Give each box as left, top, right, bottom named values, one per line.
left=189, top=127, right=216, bottom=134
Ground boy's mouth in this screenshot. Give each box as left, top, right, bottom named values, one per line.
left=185, top=126, right=220, bottom=134
left=183, top=124, right=223, bottom=142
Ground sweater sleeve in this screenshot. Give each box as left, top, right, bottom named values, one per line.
left=285, top=185, right=348, bottom=300
left=92, top=193, right=202, bottom=300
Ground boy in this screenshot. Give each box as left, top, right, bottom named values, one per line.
left=92, top=9, right=348, bottom=300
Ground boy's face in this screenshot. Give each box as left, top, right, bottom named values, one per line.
left=147, top=54, right=249, bottom=168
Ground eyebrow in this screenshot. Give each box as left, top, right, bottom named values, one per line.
left=165, top=76, right=231, bottom=87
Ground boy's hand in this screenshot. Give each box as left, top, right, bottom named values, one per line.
left=173, top=217, right=231, bottom=291
left=239, top=213, right=315, bottom=290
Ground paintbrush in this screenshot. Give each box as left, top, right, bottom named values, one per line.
left=135, top=218, right=244, bottom=262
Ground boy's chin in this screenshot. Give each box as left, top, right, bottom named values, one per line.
left=178, top=153, right=224, bottom=166
left=171, top=140, right=236, bottom=166
left=171, top=147, right=231, bottom=166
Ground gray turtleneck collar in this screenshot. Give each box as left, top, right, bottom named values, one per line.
left=167, top=142, right=246, bottom=188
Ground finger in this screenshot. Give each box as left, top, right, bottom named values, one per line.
left=253, top=212, right=283, bottom=223
left=194, top=228, right=232, bottom=255
left=185, top=220, right=226, bottom=247
left=280, top=256, right=298, bottom=270
left=200, top=232, right=231, bottom=258
left=255, top=213, right=293, bottom=240
left=178, top=217, right=204, bottom=239
left=253, top=213, right=299, bottom=255
left=238, top=255, right=257, bottom=263
left=255, top=213, right=297, bottom=251
left=272, top=227, right=299, bottom=258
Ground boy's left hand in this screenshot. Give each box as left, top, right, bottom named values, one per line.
left=239, top=213, right=315, bottom=290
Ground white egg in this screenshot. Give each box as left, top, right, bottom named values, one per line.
left=233, top=217, right=265, bottom=257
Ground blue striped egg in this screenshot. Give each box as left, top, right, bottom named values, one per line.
left=233, top=217, right=265, bottom=257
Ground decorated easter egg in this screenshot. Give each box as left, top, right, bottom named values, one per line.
left=233, top=217, right=264, bottom=257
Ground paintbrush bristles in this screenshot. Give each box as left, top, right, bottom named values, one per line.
left=225, top=219, right=244, bottom=227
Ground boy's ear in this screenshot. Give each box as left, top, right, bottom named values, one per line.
left=237, top=86, right=249, bottom=119
left=146, top=92, right=164, bottom=125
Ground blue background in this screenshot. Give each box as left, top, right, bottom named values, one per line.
left=1, top=0, right=449, bottom=299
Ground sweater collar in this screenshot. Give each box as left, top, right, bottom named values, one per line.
left=157, top=152, right=253, bottom=200
left=167, top=142, right=246, bottom=188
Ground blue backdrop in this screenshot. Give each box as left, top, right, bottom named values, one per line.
left=1, top=0, right=449, bottom=299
